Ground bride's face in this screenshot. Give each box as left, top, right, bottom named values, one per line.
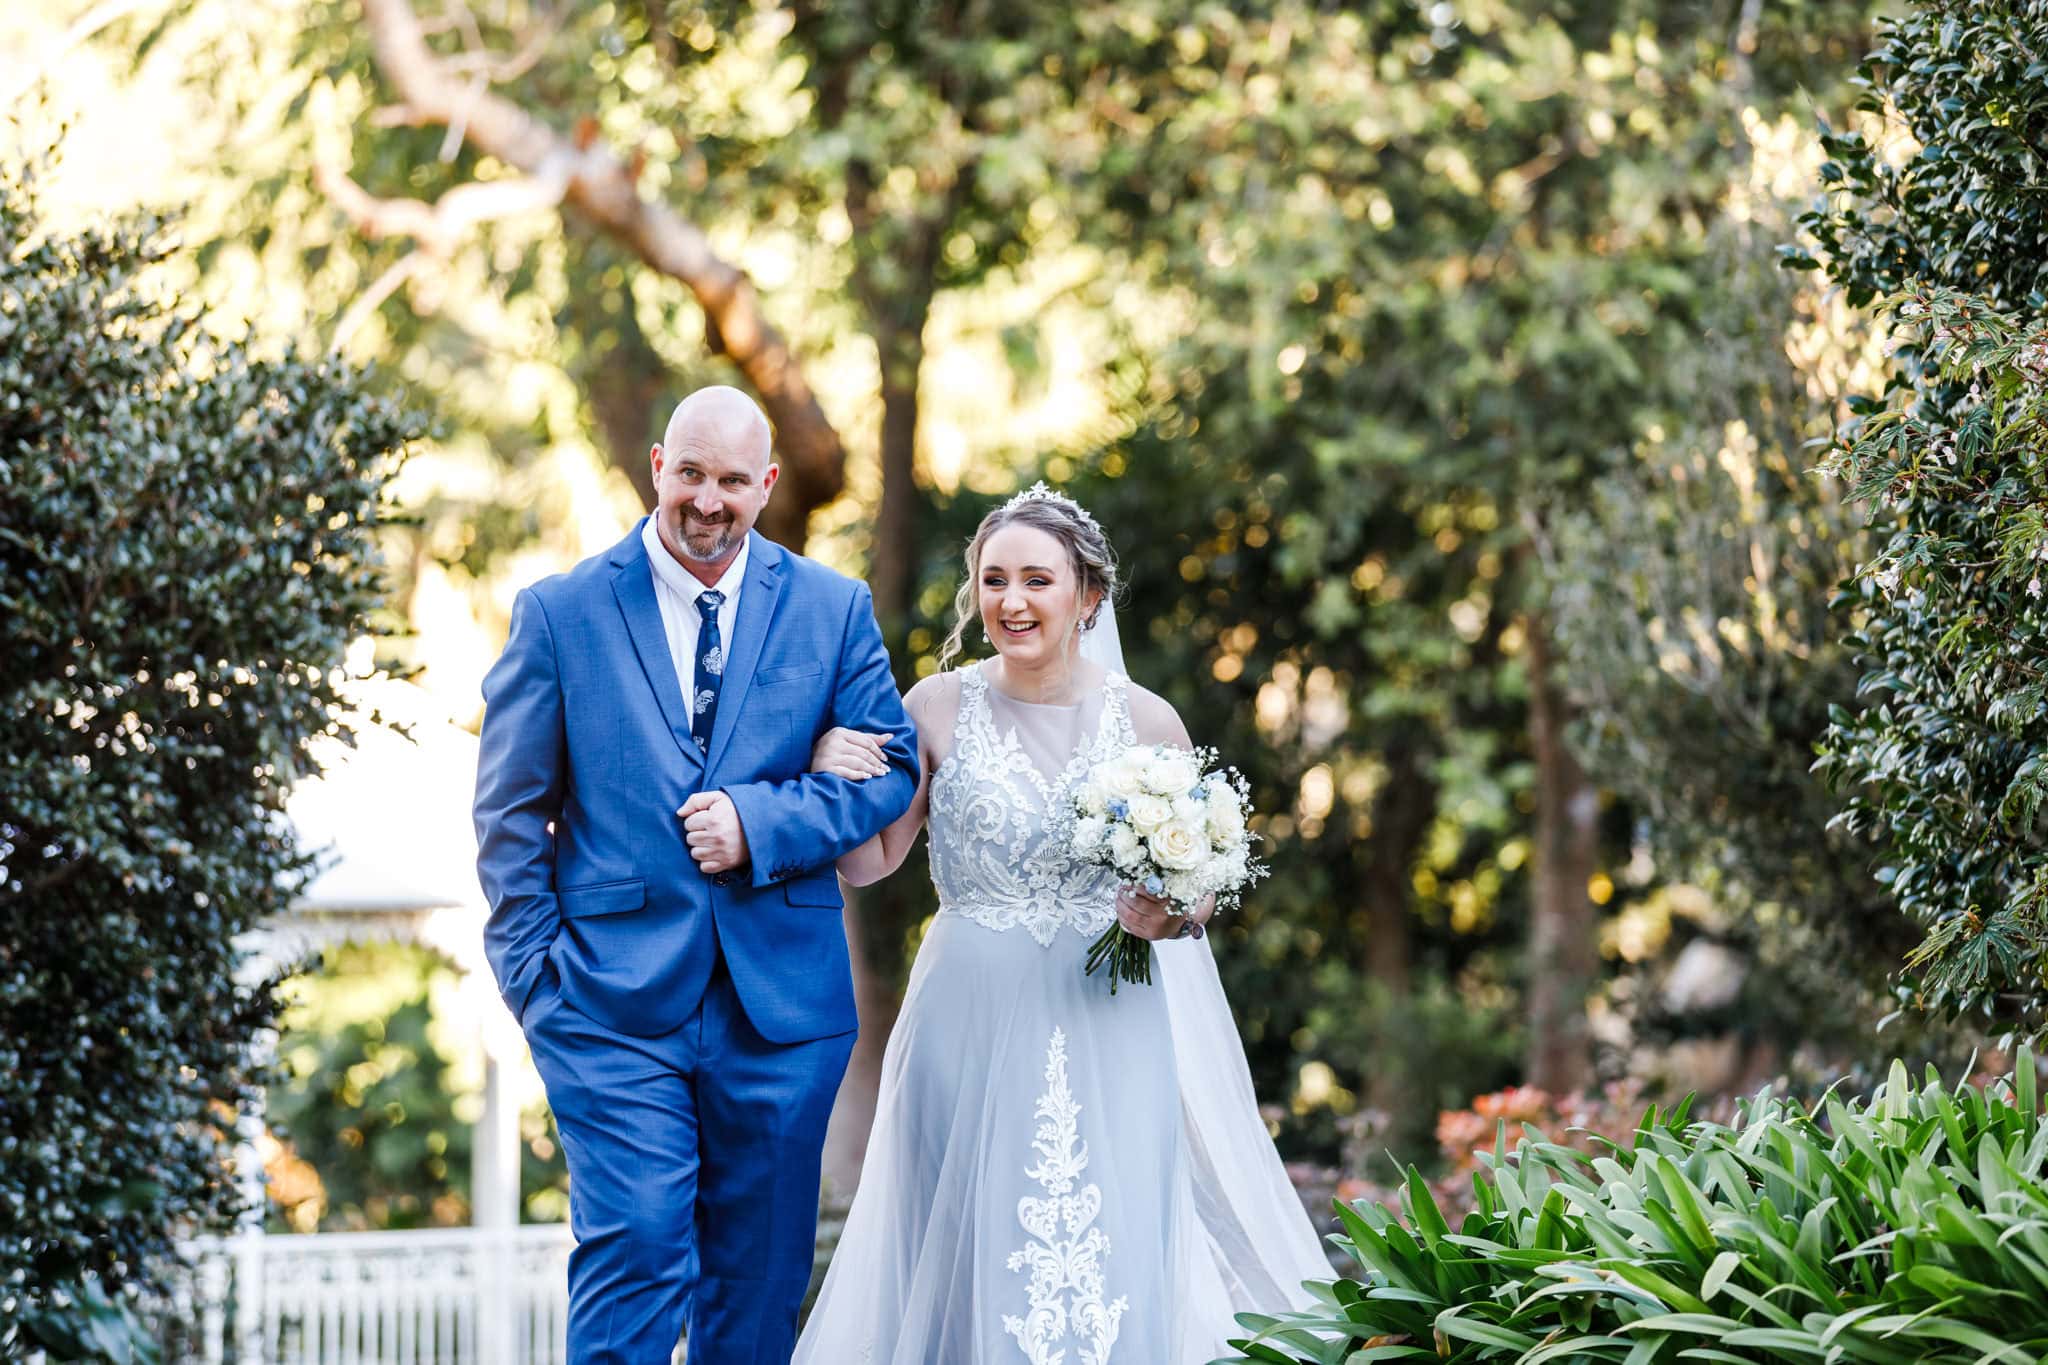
left=978, top=523, right=1095, bottom=667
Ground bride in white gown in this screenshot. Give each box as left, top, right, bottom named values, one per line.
left=792, top=485, right=1328, bottom=1364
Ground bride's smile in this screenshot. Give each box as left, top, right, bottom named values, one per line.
left=977, top=522, right=1103, bottom=699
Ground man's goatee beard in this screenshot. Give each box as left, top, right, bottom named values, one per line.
left=680, top=518, right=734, bottom=562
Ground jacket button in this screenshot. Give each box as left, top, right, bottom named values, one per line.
left=713, top=872, right=732, bottom=887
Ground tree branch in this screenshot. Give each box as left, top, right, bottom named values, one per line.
left=352, top=0, right=846, bottom=516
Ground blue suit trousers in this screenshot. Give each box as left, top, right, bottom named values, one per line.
left=524, top=954, right=856, bottom=1364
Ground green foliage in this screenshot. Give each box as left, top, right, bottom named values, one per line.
left=265, top=943, right=570, bottom=1231
left=0, top=150, right=420, bottom=1339
left=1218, top=1050, right=2048, bottom=1364
left=12, top=1274, right=162, bottom=1365
left=1542, top=210, right=1924, bottom=1056
left=271, top=994, right=473, bottom=1231
left=1816, top=291, right=2048, bottom=1033
left=1547, top=223, right=1875, bottom=923
left=1801, top=0, right=2048, bottom=1035
left=1796, top=0, right=2048, bottom=312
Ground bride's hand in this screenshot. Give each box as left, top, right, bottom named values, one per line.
left=810, top=727, right=893, bottom=780
left=1115, top=885, right=1180, bottom=941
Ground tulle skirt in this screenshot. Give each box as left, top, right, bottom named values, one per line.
left=795, top=908, right=1298, bottom=1365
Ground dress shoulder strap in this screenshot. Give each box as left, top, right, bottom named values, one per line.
left=1103, top=671, right=1137, bottom=748
left=953, top=663, right=991, bottom=737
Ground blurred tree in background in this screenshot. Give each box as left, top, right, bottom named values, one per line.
left=1048, top=0, right=1887, bottom=1156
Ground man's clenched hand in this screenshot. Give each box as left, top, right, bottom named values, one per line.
left=678, top=790, right=749, bottom=875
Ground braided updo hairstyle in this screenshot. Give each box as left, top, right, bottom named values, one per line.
left=935, top=487, right=1118, bottom=670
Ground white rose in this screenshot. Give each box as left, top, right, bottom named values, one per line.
left=1101, top=754, right=1146, bottom=800
left=1108, top=825, right=1145, bottom=870
left=1149, top=817, right=1208, bottom=871
left=1172, top=793, right=1207, bottom=824
left=1143, top=750, right=1201, bottom=796
left=1206, top=787, right=1247, bottom=840
left=1073, top=815, right=1107, bottom=852
left=1127, top=793, right=1175, bottom=835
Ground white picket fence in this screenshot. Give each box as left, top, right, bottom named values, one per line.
left=166, top=1225, right=643, bottom=1365
left=163, top=1210, right=847, bottom=1364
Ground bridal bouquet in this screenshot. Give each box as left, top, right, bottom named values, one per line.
left=1069, top=744, right=1266, bottom=992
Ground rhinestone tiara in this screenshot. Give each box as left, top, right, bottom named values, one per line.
left=999, top=480, right=1100, bottom=533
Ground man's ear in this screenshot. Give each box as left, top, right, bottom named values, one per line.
left=760, top=461, right=781, bottom=498
left=649, top=443, right=665, bottom=479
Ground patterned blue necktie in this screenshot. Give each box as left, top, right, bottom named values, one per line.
left=691, top=589, right=725, bottom=752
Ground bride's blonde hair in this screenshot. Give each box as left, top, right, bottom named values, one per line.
left=935, top=485, right=1118, bottom=671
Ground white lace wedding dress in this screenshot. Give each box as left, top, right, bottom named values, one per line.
left=793, top=663, right=1330, bottom=1364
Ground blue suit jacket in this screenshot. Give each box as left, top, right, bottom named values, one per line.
left=473, top=523, right=919, bottom=1044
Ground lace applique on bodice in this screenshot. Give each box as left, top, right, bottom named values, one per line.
left=927, top=666, right=1134, bottom=946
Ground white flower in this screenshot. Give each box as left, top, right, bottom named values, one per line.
left=1076, top=779, right=1109, bottom=817
left=1142, top=750, right=1201, bottom=796
left=1074, top=815, right=1107, bottom=851
left=1172, top=793, right=1208, bottom=824
left=1149, top=818, right=1208, bottom=871
left=1163, top=870, right=1203, bottom=905
left=1206, top=786, right=1247, bottom=840
left=1108, top=825, right=1145, bottom=871
left=1101, top=753, right=1147, bottom=799
left=2031, top=578, right=2043, bottom=600
left=1192, top=853, right=1226, bottom=889
left=1127, top=793, right=1174, bottom=835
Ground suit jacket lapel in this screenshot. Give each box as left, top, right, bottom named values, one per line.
left=609, top=524, right=705, bottom=773
left=704, top=531, right=785, bottom=774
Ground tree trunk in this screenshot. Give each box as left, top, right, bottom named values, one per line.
left=1360, top=746, right=1429, bottom=1002
left=586, top=339, right=664, bottom=513
left=1358, top=743, right=1429, bottom=1114
left=869, top=318, right=924, bottom=633
left=1524, top=611, right=1600, bottom=1095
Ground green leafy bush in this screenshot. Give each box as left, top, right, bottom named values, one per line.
left=1219, top=1050, right=2046, bottom=1364
left=1816, top=292, right=2048, bottom=1032
left=0, top=150, right=419, bottom=1348
left=1796, top=0, right=2048, bottom=1033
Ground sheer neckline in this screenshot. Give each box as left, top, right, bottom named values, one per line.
left=974, top=658, right=1105, bottom=709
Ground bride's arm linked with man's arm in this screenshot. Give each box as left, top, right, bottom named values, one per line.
left=812, top=674, right=944, bottom=886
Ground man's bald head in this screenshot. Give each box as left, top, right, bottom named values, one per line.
left=662, top=386, right=773, bottom=473
left=649, top=386, right=779, bottom=579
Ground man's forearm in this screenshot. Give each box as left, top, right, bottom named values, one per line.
left=724, top=759, right=917, bottom=885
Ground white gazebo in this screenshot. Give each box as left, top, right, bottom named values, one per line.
left=180, top=680, right=578, bottom=1364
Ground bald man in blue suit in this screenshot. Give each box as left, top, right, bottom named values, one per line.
left=474, top=387, right=918, bottom=1363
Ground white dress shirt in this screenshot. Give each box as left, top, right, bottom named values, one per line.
left=641, top=516, right=748, bottom=705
